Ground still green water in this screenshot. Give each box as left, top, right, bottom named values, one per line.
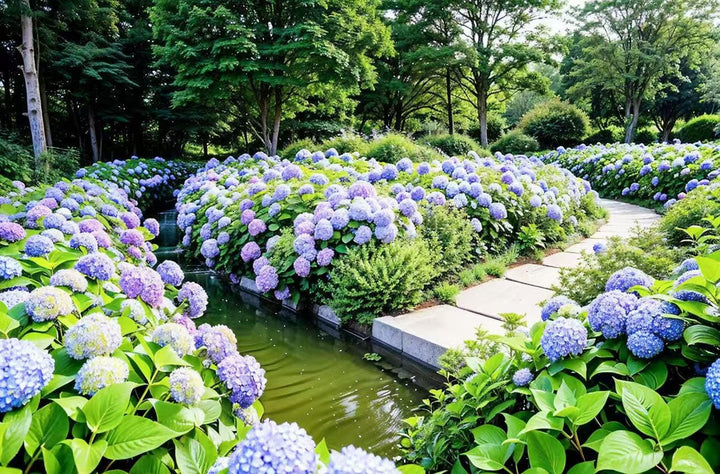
left=186, top=270, right=430, bottom=457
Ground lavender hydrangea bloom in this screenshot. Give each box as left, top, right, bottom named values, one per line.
left=314, top=219, right=334, bottom=241
left=512, top=368, right=533, bottom=387
left=177, top=281, right=208, bottom=318
left=169, top=367, right=205, bottom=405
left=49, top=269, right=88, bottom=293
left=330, top=209, right=349, bottom=230
left=293, top=257, right=311, bottom=277
left=24, top=234, right=55, bottom=257
left=546, top=204, right=563, bottom=222
left=144, top=218, right=160, bottom=236
left=327, top=446, right=399, bottom=474
left=195, top=323, right=238, bottom=364
left=605, top=267, right=653, bottom=294
left=201, top=239, right=220, bottom=258
left=227, top=421, right=317, bottom=474
left=75, top=253, right=115, bottom=280
left=540, top=317, right=587, bottom=362
left=0, top=222, right=26, bottom=242
left=65, top=313, right=122, bottom=359
left=587, top=290, right=638, bottom=338
left=0, top=338, right=54, bottom=412
left=489, top=202, right=507, bottom=220
left=217, top=354, right=267, bottom=408
left=157, top=260, right=184, bottom=286
left=354, top=225, right=372, bottom=244
left=0, top=256, right=22, bottom=280
left=248, top=219, right=267, bottom=236
left=317, top=248, right=334, bottom=267
left=26, top=286, right=75, bottom=322
left=241, top=242, right=262, bottom=262
left=74, top=356, right=129, bottom=396
left=151, top=323, right=195, bottom=357
left=119, top=266, right=165, bottom=308
left=256, top=265, right=279, bottom=293
left=120, top=229, right=145, bottom=247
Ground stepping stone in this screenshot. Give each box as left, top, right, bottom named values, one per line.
left=542, top=252, right=582, bottom=268
left=373, top=306, right=505, bottom=368
left=592, top=230, right=632, bottom=239
left=505, top=264, right=561, bottom=289
left=564, top=238, right=606, bottom=254
left=455, top=279, right=553, bottom=324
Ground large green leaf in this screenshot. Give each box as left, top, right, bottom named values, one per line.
left=526, top=431, right=566, bottom=474
left=670, top=446, right=713, bottom=474
left=573, top=391, right=609, bottom=426
left=82, top=382, right=135, bottom=433
left=129, top=454, right=171, bottom=474
left=465, top=425, right=510, bottom=471
left=104, top=416, right=177, bottom=460
left=662, top=393, right=711, bottom=445
left=617, top=380, right=670, bottom=440
left=0, top=400, right=35, bottom=465
left=154, top=401, right=202, bottom=435
left=596, top=430, right=663, bottom=474
left=65, top=439, right=107, bottom=474
left=24, top=403, right=69, bottom=455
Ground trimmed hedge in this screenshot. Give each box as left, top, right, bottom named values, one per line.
left=678, top=114, right=720, bottom=143
left=520, top=99, right=589, bottom=148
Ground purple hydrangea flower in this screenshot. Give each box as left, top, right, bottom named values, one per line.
left=248, top=219, right=267, bottom=236
left=169, top=367, right=204, bottom=405
left=75, top=253, right=115, bottom=280
left=354, top=225, right=372, bottom=245
left=0, top=222, right=26, bottom=242
left=317, top=248, right=334, bottom=267
left=512, top=368, right=533, bottom=387
left=24, top=234, right=55, bottom=257
left=241, top=242, right=262, bottom=262
left=195, top=324, right=238, bottom=364
left=201, top=239, right=220, bottom=259
left=70, top=232, right=99, bottom=253
left=120, top=229, right=145, bottom=247
left=217, top=353, right=267, bottom=408
left=177, top=282, right=208, bottom=318
left=256, top=265, right=279, bottom=293
left=489, top=202, right=507, bottom=220
left=293, top=257, right=311, bottom=277
left=144, top=218, right=160, bottom=236
left=227, top=421, right=316, bottom=474
left=157, top=260, right=185, bottom=287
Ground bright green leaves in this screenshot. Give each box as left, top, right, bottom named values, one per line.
left=670, top=446, right=715, bottom=474
left=616, top=380, right=670, bottom=441
left=24, top=403, right=69, bottom=456
left=526, top=431, right=566, bottom=474
left=103, top=416, right=176, bottom=460
left=465, top=425, right=513, bottom=471
left=82, top=382, right=135, bottom=434
left=596, top=430, right=663, bottom=474
left=663, top=393, right=712, bottom=445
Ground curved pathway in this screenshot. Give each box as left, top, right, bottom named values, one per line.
left=371, top=199, right=660, bottom=369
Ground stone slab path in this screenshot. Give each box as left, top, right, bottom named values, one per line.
left=372, top=199, right=661, bottom=368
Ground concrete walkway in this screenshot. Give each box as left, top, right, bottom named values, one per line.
left=371, top=199, right=661, bottom=368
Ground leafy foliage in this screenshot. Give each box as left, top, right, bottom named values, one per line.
left=421, top=134, right=482, bottom=157
left=363, top=133, right=443, bottom=162
left=490, top=131, right=540, bottom=155
left=520, top=99, right=590, bottom=148
left=678, top=114, right=720, bottom=142
left=419, top=206, right=476, bottom=280
left=323, top=239, right=439, bottom=323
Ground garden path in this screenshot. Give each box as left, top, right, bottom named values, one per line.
left=371, top=199, right=661, bottom=369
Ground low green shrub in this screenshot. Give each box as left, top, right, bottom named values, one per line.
left=633, top=127, right=658, bottom=144
left=483, top=257, right=508, bottom=277
left=553, top=228, right=683, bottom=305
left=434, top=282, right=461, bottom=304
left=0, top=133, right=34, bottom=182
left=319, top=132, right=368, bottom=154
left=420, top=207, right=476, bottom=280
left=678, top=114, right=720, bottom=142
left=520, top=99, right=589, bottom=148
left=490, top=130, right=540, bottom=155
left=467, top=113, right=506, bottom=144
left=584, top=128, right=619, bottom=144
left=323, top=239, right=439, bottom=324
left=421, top=133, right=481, bottom=157
left=279, top=138, right=317, bottom=160
left=363, top=133, right=443, bottom=162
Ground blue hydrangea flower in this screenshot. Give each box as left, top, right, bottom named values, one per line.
left=24, top=234, right=55, bottom=257
left=26, top=286, right=75, bottom=322
left=227, top=421, right=317, bottom=474
left=512, top=368, right=533, bottom=387
left=541, top=295, right=576, bottom=321
left=294, top=257, right=311, bottom=277
left=705, top=359, right=720, bottom=408
left=151, top=323, right=195, bottom=357
left=120, top=229, right=144, bottom=247
left=0, top=256, right=22, bottom=280
left=217, top=354, right=267, bottom=408
left=0, top=289, right=29, bottom=309
left=547, top=204, right=563, bottom=222
left=327, top=446, right=399, bottom=474
left=0, top=338, right=54, bottom=412
left=70, top=232, right=99, bottom=253
left=74, top=356, right=129, bottom=396
left=317, top=248, right=334, bottom=267
left=540, top=317, right=587, bottom=362
left=256, top=265, right=279, bottom=293
left=157, top=260, right=184, bottom=287
left=195, top=324, right=238, bottom=364
left=354, top=225, right=372, bottom=245
left=201, top=239, right=220, bottom=259
left=168, top=367, right=204, bottom=405
left=241, top=242, right=262, bottom=262
left=314, top=219, right=334, bottom=241
left=593, top=242, right=607, bottom=254
left=627, top=330, right=664, bottom=359
left=208, top=457, right=229, bottom=474
left=605, top=267, right=653, bottom=294
left=75, top=253, right=115, bottom=281
left=177, top=282, right=208, bottom=318
left=587, top=290, right=638, bottom=338
left=489, top=203, right=507, bottom=220
left=65, top=313, right=122, bottom=360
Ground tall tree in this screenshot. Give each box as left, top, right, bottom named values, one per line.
left=152, top=0, right=392, bottom=155
left=571, top=0, right=718, bottom=143
left=651, top=60, right=708, bottom=142
left=449, top=0, right=558, bottom=146
left=18, top=0, right=46, bottom=164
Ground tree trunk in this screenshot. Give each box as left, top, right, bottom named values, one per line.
left=2, top=68, right=12, bottom=129
left=202, top=138, right=208, bottom=159
left=18, top=1, right=47, bottom=166
left=270, top=87, right=282, bottom=156
left=88, top=105, right=99, bottom=162
left=477, top=89, right=489, bottom=147
left=39, top=76, right=52, bottom=147
left=446, top=68, right=454, bottom=135
left=661, top=119, right=676, bottom=143
left=624, top=98, right=641, bottom=144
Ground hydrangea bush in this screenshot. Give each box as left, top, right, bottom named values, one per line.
left=0, top=174, right=412, bottom=473
left=402, top=244, right=720, bottom=472
left=543, top=141, right=720, bottom=209
left=75, top=157, right=195, bottom=212
left=176, top=149, right=600, bottom=306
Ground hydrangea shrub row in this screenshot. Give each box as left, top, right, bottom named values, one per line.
left=176, top=149, right=600, bottom=304
left=402, top=246, right=720, bottom=472
left=544, top=141, right=720, bottom=208
left=0, top=175, right=408, bottom=473
left=75, top=157, right=195, bottom=212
